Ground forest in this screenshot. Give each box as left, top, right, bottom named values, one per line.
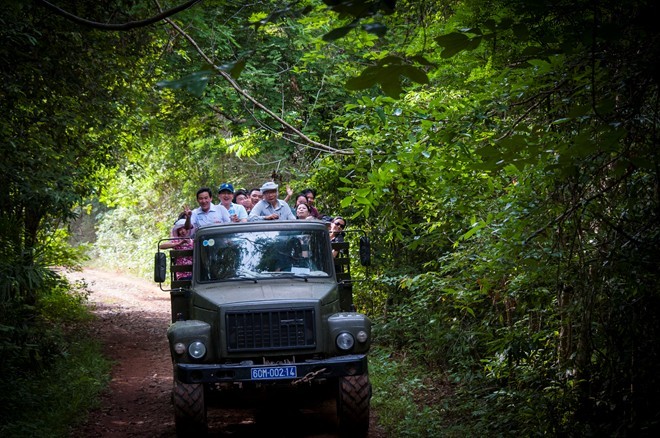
left=1, top=0, right=659, bottom=436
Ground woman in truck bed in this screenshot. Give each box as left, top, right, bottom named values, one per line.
left=158, top=219, right=193, bottom=280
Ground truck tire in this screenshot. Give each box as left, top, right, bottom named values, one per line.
left=173, top=380, right=207, bottom=437
left=337, top=374, right=371, bottom=438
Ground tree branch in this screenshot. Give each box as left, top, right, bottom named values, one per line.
left=523, top=168, right=635, bottom=244
left=207, top=105, right=247, bottom=125
left=36, top=0, right=202, bottom=31
left=495, top=79, right=569, bottom=142
left=163, top=18, right=352, bottom=155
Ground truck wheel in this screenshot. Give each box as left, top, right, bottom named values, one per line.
left=337, top=374, right=371, bottom=438
left=173, top=380, right=207, bottom=437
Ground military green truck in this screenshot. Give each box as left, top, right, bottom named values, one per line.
left=154, top=220, right=372, bottom=437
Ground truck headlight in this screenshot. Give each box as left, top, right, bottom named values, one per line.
left=188, top=341, right=207, bottom=359
left=356, top=330, right=368, bottom=343
left=336, top=332, right=355, bottom=351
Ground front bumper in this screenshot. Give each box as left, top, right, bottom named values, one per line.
left=175, top=354, right=368, bottom=384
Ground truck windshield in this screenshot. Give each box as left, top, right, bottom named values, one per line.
left=197, top=229, right=334, bottom=282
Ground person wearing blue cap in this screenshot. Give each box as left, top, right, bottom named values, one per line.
left=217, top=183, right=248, bottom=223
left=248, top=181, right=296, bottom=221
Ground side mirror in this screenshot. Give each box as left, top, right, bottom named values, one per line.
left=154, top=252, right=167, bottom=283
left=359, top=236, right=371, bottom=267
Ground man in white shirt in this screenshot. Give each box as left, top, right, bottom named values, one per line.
left=217, top=182, right=248, bottom=223
left=184, top=187, right=230, bottom=235
left=248, top=181, right=296, bottom=221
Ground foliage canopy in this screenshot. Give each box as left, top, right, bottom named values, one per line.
left=2, top=0, right=659, bottom=435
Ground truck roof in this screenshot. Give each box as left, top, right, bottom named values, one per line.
left=194, top=220, right=329, bottom=237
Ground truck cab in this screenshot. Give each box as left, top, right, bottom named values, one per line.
left=155, top=220, right=372, bottom=437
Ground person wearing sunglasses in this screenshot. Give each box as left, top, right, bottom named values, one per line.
left=330, top=216, right=347, bottom=258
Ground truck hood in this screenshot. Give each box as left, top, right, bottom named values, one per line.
left=192, top=280, right=338, bottom=310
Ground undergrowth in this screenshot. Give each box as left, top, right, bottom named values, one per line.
left=370, top=345, right=464, bottom=437
left=0, top=274, right=111, bottom=437
left=370, top=344, right=555, bottom=437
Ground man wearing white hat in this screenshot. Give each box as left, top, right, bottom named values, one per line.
left=248, top=181, right=296, bottom=221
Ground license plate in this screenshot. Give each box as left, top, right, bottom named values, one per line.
left=251, top=365, right=297, bottom=380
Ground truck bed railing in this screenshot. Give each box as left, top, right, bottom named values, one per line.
left=167, top=248, right=193, bottom=290
left=332, top=242, right=354, bottom=311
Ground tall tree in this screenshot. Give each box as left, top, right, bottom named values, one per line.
left=0, top=0, right=162, bottom=304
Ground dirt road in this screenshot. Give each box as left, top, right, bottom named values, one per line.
left=68, top=268, right=384, bottom=438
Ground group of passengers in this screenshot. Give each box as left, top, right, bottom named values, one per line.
left=159, top=181, right=347, bottom=279
left=179, top=180, right=344, bottom=230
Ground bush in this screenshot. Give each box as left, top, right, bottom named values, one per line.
left=0, top=273, right=110, bottom=437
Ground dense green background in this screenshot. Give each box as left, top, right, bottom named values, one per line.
left=2, top=0, right=658, bottom=435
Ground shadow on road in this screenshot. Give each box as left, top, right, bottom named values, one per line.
left=207, top=398, right=340, bottom=437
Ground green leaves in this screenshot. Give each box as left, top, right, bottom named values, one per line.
left=322, top=0, right=396, bottom=18
left=320, top=0, right=393, bottom=41
left=322, top=20, right=388, bottom=41
left=345, top=56, right=429, bottom=98
left=435, top=18, right=533, bottom=59
left=435, top=31, right=483, bottom=58
left=221, top=59, right=247, bottom=79
left=322, top=20, right=359, bottom=41
left=156, top=59, right=247, bottom=96
left=156, top=70, right=211, bottom=96
left=249, top=5, right=313, bottom=31
left=454, top=217, right=488, bottom=248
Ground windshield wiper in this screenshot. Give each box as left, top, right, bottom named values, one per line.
left=258, top=272, right=310, bottom=281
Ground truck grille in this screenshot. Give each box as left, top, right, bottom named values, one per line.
left=226, top=308, right=316, bottom=352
